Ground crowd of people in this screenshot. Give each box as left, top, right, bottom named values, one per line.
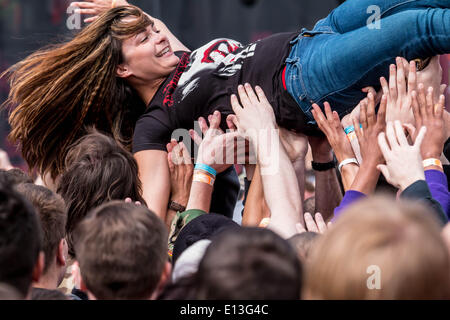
left=0, top=0, right=450, bottom=300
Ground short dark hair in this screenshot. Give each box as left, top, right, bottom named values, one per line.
left=57, top=129, right=146, bottom=258
left=0, top=186, right=43, bottom=297
left=195, top=227, right=302, bottom=300
left=0, top=168, right=33, bottom=186
left=74, top=201, right=168, bottom=300
left=15, top=183, right=67, bottom=274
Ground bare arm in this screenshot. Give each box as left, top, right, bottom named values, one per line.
left=242, top=165, right=271, bottom=227
left=231, top=84, right=302, bottom=238
left=134, top=150, right=170, bottom=223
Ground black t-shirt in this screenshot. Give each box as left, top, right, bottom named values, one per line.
left=133, top=32, right=309, bottom=154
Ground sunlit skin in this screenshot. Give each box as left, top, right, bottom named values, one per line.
left=117, top=21, right=180, bottom=105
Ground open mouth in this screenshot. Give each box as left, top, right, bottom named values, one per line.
left=156, top=47, right=171, bottom=57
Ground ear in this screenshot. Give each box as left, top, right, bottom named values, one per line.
left=56, top=239, right=67, bottom=267
left=116, top=63, right=132, bottom=79
left=150, top=261, right=172, bottom=300
left=32, top=252, right=45, bottom=282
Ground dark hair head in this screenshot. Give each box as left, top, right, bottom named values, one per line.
left=0, top=169, right=33, bottom=186
left=0, top=186, right=43, bottom=297
left=15, top=183, right=67, bottom=274
left=57, top=129, right=145, bottom=258
left=74, top=201, right=168, bottom=300
left=195, top=227, right=302, bottom=300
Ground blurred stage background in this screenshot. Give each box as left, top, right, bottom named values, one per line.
left=0, top=0, right=448, bottom=169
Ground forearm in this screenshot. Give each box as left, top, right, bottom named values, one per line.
left=242, top=165, right=267, bottom=227
left=349, top=162, right=380, bottom=195
left=186, top=181, right=213, bottom=213
left=257, top=134, right=302, bottom=238
left=314, top=169, right=343, bottom=221
left=425, top=169, right=450, bottom=219
left=340, top=163, right=359, bottom=191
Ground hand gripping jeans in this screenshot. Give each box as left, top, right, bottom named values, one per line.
left=285, top=0, right=450, bottom=124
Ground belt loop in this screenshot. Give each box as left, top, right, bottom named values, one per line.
left=285, top=57, right=299, bottom=64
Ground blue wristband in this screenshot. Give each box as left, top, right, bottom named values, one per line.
left=195, top=164, right=217, bottom=177
left=344, top=124, right=363, bottom=135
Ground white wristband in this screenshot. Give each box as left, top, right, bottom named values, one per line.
left=338, top=158, right=359, bottom=173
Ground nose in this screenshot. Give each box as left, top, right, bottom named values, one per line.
left=155, top=32, right=168, bottom=45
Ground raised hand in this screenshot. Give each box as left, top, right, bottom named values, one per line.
left=296, top=212, right=331, bottom=235
left=70, top=0, right=129, bottom=23
left=167, top=140, right=194, bottom=207
left=229, top=83, right=277, bottom=142
left=382, top=57, right=416, bottom=124
left=190, top=111, right=240, bottom=173
left=405, top=85, right=446, bottom=160
left=311, top=102, right=355, bottom=163
left=377, top=121, right=427, bottom=191
left=353, top=92, right=387, bottom=166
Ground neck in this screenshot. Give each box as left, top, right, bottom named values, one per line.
left=133, top=77, right=167, bottom=106
left=34, top=266, right=60, bottom=290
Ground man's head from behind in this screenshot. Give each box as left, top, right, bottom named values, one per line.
left=0, top=185, right=43, bottom=298
left=195, top=227, right=302, bottom=300
left=15, top=183, right=67, bottom=288
left=74, top=201, right=169, bottom=300
left=57, top=129, right=146, bottom=259
left=304, top=197, right=450, bottom=299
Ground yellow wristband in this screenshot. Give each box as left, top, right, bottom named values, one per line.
left=423, top=158, right=442, bottom=169
left=111, top=0, right=117, bottom=8
left=259, top=218, right=271, bottom=228
left=193, top=171, right=215, bottom=186
left=347, top=131, right=357, bottom=142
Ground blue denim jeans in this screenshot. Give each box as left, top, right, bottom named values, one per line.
left=285, top=0, right=450, bottom=123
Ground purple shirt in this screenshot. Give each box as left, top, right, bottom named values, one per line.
left=333, top=169, right=450, bottom=221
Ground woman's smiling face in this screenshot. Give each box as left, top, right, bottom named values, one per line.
left=118, top=20, right=180, bottom=83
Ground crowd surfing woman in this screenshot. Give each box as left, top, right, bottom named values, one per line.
left=2, top=0, right=450, bottom=224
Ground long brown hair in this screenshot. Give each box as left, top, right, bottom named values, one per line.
left=1, top=6, right=150, bottom=179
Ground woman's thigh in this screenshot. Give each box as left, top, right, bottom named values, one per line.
left=322, top=0, right=450, bottom=34
left=303, top=8, right=450, bottom=117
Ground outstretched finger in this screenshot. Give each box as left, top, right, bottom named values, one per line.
left=359, top=98, right=368, bottom=131
left=189, top=129, right=203, bottom=146
left=396, top=57, right=406, bottom=97
left=389, top=64, right=398, bottom=101
left=237, top=84, right=252, bottom=109
left=413, top=126, right=427, bottom=150
left=315, top=213, right=327, bottom=234
left=209, top=111, right=222, bottom=130
left=407, top=60, right=417, bottom=93
left=394, top=120, right=408, bottom=146
left=380, top=77, right=389, bottom=96
left=377, top=94, right=387, bottom=127
left=435, top=95, right=445, bottom=118
left=426, top=87, right=434, bottom=116
left=231, top=94, right=244, bottom=117
left=226, top=114, right=238, bottom=131
left=304, top=212, right=319, bottom=233
left=377, top=132, right=392, bottom=161
left=366, top=92, right=376, bottom=127
left=244, top=83, right=259, bottom=104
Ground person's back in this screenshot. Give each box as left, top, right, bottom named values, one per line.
left=74, top=201, right=170, bottom=300
left=304, top=197, right=450, bottom=299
